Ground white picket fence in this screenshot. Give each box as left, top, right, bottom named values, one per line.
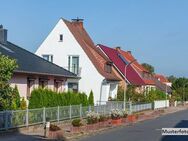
left=153, top=100, right=169, bottom=109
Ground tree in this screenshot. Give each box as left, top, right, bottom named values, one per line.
left=167, top=75, right=177, bottom=83
left=20, top=97, right=27, bottom=110
left=142, top=63, right=155, bottom=74
left=172, top=77, right=188, bottom=102
left=145, top=89, right=166, bottom=102
left=11, top=85, right=21, bottom=110
left=0, top=55, right=18, bottom=110
left=88, top=90, right=94, bottom=106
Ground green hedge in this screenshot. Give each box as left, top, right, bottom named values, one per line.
left=29, top=88, right=90, bottom=109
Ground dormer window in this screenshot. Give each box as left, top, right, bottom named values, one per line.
left=105, top=62, right=112, bottom=73
left=59, top=34, right=63, bottom=42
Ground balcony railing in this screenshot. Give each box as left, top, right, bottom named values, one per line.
left=63, top=66, right=82, bottom=77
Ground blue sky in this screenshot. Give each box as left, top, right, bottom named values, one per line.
left=1, top=0, right=188, bottom=77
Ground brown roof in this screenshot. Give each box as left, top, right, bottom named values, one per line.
left=119, top=50, right=149, bottom=73
left=154, top=74, right=170, bottom=83
left=62, top=19, right=120, bottom=81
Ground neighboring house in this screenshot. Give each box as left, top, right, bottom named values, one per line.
left=97, top=44, right=172, bottom=94
left=154, top=74, right=172, bottom=87
left=0, top=25, right=78, bottom=100
left=35, top=18, right=121, bottom=103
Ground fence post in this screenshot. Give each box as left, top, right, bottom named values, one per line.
left=129, top=102, right=132, bottom=114
left=89, top=105, right=91, bottom=112
left=69, top=105, right=72, bottom=119
left=5, top=110, right=8, bottom=130
left=26, top=108, right=29, bottom=126
left=57, top=106, right=60, bottom=122
left=43, top=107, right=46, bottom=124
left=104, top=105, right=106, bottom=115
left=97, top=105, right=99, bottom=114
left=80, top=104, right=82, bottom=118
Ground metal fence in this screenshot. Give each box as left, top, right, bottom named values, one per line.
left=0, top=102, right=152, bottom=130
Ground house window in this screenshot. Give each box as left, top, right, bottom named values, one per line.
left=104, top=62, right=112, bottom=73
left=39, top=78, right=48, bottom=88
left=59, top=34, right=63, bottom=42
left=68, top=82, right=78, bottom=92
left=68, top=56, right=79, bottom=75
left=42, top=54, right=53, bottom=62
left=27, top=77, right=35, bottom=99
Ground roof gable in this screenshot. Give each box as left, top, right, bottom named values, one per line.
left=62, top=19, right=120, bottom=81
left=98, top=44, right=146, bottom=85
left=154, top=74, right=169, bottom=83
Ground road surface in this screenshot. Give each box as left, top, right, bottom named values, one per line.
left=79, top=109, right=188, bottom=141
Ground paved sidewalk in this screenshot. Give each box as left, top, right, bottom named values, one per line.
left=79, top=108, right=188, bottom=141
left=0, top=105, right=187, bottom=141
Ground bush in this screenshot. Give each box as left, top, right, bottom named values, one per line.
left=111, top=109, right=123, bottom=120
left=72, top=119, right=82, bottom=127
left=145, top=89, right=167, bottom=102
left=121, top=110, right=128, bottom=118
left=86, top=111, right=100, bottom=124
left=29, top=88, right=90, bottom=109
left=88, top=90, right=94, bottom=106
left=99, top=115, right=109, bottom=122
left=50, top=124, right=61, bottom=131
left=20, top=97, right=27, bottom=110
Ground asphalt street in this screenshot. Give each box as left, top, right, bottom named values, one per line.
left=79, top=109, right=188, bottom=141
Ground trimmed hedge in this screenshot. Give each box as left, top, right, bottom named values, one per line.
left=88, top=90, right=94, bottom=106
left=29, top=88, right=89, bottom=109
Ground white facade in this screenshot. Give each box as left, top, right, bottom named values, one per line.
left=35, top=19, right=118, bottom=104
left=165, top=82, right=172, bottom=87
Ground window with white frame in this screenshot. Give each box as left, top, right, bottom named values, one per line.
left=68, top=55, right=79, bottom=75
left=42, top=54, right=53, bottom=62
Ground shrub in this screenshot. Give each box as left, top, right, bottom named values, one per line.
left=72, top=119, right=82, bottom=127
left=145, top=89, right=167, bottom=102
left=99, top=115, right=109, bottom=122
left=20, top=97, right=27, bottom=110
left=50, top=124, right=61, bottom=131
left=29, top=88, right=90, bottom=109
left=121, top=110, right=128, bottom=118
left=13, top=85, right=20, bottom=108
left=88, top=90, right=94, bottom=106
left=111, top=109, right=123, bottom=120
left=86, top=111, right=100, bottom=124
left=0, top=55, right=18, bottom=110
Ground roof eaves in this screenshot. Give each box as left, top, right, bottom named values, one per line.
left=14, top=70, right=79, bottom=79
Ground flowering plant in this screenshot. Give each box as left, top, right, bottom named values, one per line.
left=111, top=109, right=123, bottom=120
left=121, top=110, right=128, bottom=118
left=86, top=111, right=100, bottom=124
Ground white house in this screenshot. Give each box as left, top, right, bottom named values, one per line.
left=35, top=18, right=121, bottom=104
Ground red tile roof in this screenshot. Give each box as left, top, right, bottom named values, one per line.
left=63, top=19, right=120, bottom=81
left=98, top=44, right=147, bottom=85
left=98, top=44, right=157, bottom=86
left=154, top=74, right=169, bottom=83
left=119, top=50, right=149, bottom=73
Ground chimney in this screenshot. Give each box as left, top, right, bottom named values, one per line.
left=127, top=51, right=131, bottom=54
left=115, top=46, right=121, bottom=51
left=71, top=17, right=84, bottom=28
left=0, top=25, right=7, bottom=43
